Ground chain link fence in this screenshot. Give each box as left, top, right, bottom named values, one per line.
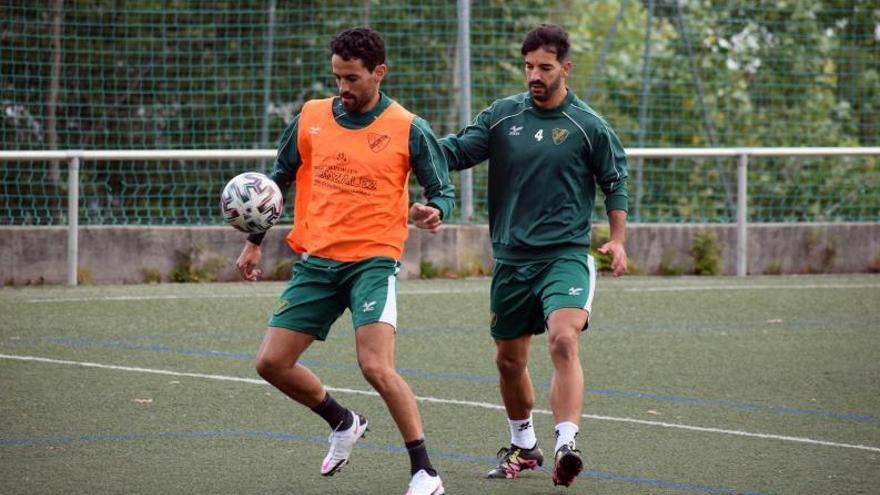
left=2, top=0, right=878, bottom=225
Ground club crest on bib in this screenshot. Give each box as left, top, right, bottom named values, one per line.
left=368, top=132, right=391, bottom=152
left=552, top=127, right=569, bottom=145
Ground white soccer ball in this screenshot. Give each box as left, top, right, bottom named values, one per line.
left=220, top=172, right=283, bottom=233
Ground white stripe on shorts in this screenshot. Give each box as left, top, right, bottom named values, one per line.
left=584, top=254, right=597, bottom=313
left=377, top=265, right=400, bottom=329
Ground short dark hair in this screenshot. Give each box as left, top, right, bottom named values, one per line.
left=521, top=24, right=570, bottom=62
left=329, top=27, right=386, bottom=72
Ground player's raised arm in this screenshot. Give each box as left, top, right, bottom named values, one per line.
left=409, top=116, right=455, bottom=231
left=236, top=115, right=301, bottom=280
left=244, top=114, right=300, bottom=247
left=438, top=104, right=494, bottom=171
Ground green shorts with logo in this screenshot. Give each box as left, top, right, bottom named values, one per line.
left=268, top=255, right=400, bottom=341
left=490, top=253, right=597, bottom=340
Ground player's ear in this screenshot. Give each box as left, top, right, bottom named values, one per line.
left=562, top=59, right=572, bottom=77
left=373, top=63, right=387, bottom=81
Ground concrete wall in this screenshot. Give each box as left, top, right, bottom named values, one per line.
left=1, top=223, right=878, bottom=285
left=626, top=223, right=880, bottom=275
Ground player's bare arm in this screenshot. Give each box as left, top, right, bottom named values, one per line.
left=236, top=240, right=262, bottom=281
left=598, top=209, right=627, bottom=277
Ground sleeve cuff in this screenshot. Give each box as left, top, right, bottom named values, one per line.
left=604, top=195, right=629, bottom=213
left=247, top=232, right=266, bottom=246
left=426, top=199, right=454, bottom=221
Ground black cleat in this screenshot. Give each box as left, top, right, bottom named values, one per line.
left=551, top=443, right=583, bottom=487
left=486, top=444, right=544, bottom=479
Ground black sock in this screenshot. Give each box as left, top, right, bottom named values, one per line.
left=310, top=392, right=353, bottom=431
left=405, top=438, right=437, bottom=476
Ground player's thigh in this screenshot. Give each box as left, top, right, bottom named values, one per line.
left=354, top=322, right=396, bottom=370
left=346, top=257, right=401, bottom=330
left=256, top=326, right=317, bottom=365
left=268, top=259, right=346, bottom=341
left=539, top=254, right=596, bottom=331
left=490, top=262, right=545, bottom=340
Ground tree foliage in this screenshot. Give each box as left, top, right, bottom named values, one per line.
left=1, top=0, right=877, bottom=225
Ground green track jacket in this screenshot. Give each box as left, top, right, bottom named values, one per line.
left=440, top=90, right=629, bottom=263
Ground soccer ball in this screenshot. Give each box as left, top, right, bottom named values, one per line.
left=220, top=172, right=283, bottom=233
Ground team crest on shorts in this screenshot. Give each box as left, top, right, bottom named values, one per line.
left=552, top=128, right=569, bottom=145
left=368, top=132, right=391, bottom=152
left=274, top=299, right=289, bottom=315
left=490, top=312, right=498, bottom=328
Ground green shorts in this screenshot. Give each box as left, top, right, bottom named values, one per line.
left=268, top=255, right=400, bottom=340
left=490, top=253, right=597, bottom=340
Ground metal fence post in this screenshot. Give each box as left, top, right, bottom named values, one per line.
left=260, top=0, right=276, bottom=156
left=457, top=0, right=473, bottom=222
left=67, top=156, right=80, bottom=286
left=736, top=153, right=748, bottom=276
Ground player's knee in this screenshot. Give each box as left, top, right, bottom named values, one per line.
left=255, top=354, right=284, bottom=381
left=548, top=333, right=579, bottom=361
left=495, top=353, right=527, bottom=377
left=359, top=361, right=395, bottom=390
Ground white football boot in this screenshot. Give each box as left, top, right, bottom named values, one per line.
left=320, top=413, right=368, bottom=476
left=405, top=469, right=445, bottom=495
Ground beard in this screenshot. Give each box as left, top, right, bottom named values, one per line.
left=340, top=92, right=360, bottom=112
left=340, top=89, right=376, bottom=113
left=529, top=76, right=562, bottom=102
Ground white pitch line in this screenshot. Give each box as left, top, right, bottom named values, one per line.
left=17, top=282, right=880, bottom=304
left=580, top=413, right=880, bottom=452
left=621, top=283, right=880, bottom=293
left=20, top=288, right=488, bottom=303
left=2, top=353, right=878, bottom=454
left=23, top=294, right=256, bottom=303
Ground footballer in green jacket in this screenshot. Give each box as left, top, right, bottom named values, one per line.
left=439, top=24, right=629, bottom=488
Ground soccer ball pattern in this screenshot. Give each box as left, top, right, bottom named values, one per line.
left=220, top=172, right=283, bottom=233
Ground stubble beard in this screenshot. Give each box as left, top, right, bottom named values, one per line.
left=340, top=88, right=378, bottom=113
left=529, top=76, right=562, bottom=103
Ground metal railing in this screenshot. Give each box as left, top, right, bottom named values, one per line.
left=2, top=147, right=879, bottom=285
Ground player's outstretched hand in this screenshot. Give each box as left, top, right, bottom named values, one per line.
left=597, top=240, right=628, bottom=277
left=410, top=202, right=442, bottom=234
left=236, top=240, right=263, bottom=281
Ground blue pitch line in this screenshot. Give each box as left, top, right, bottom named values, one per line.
left=42, top=338, right=496, bottom=382
left=39, top=337, right=879, bottom=423
left=589, top=318, right=877, bottom=333
left=0, top=430, right=766, bottom=495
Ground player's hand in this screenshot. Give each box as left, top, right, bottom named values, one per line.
left=410, top=203, right=442, bottom=234
left=597, top=240, right=628, bottom=277
left=236, top=241, right=263, bottom=281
